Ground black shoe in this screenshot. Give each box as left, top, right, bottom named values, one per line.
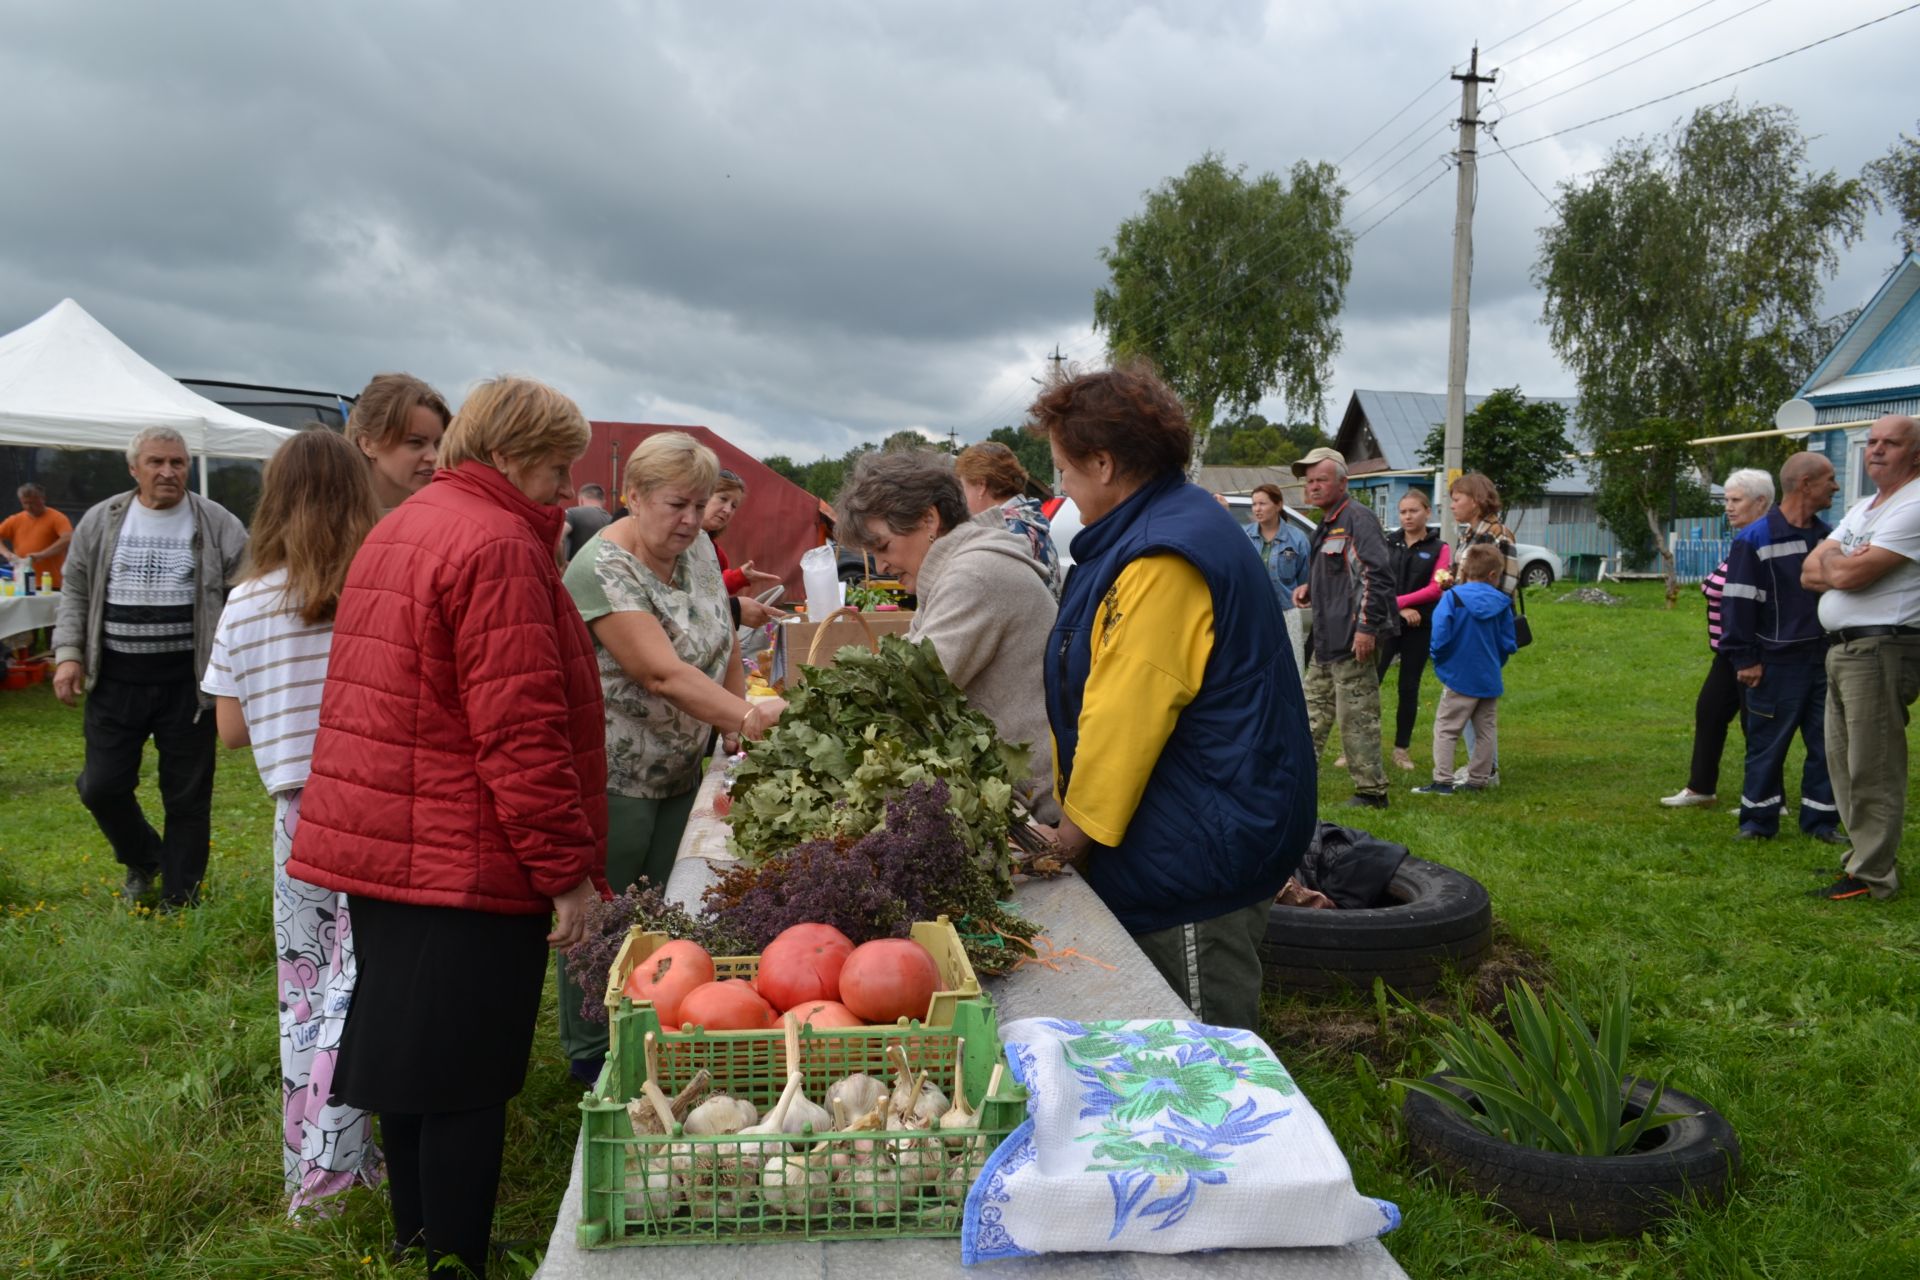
left=122, top=868, right=157, bottom=903
left=1734, top=827, right=1774, bottom=841
left=1810, top=875, right=1874, bottom=901
left=1410, top=782, right=1455, bottom=797
left=1344, top=793, right=1389, bottom=809
left=1808, top=828, right=1849, bottom=846
left=569, top=1055, right=605, bottom=1087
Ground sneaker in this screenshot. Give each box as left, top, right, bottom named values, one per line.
left=1734, top=827, right=1774, bottom=841
left=1808, top=828, right=1849, bottom=846
left=1810, top=875, right=1874, bottom=901
left=122, top=868, right=156, bottom=902
left=1660, top=788, right=1716, bottom=808
left=1392, top=747, right=1415, bottom=771
left=1344, top=793, right=1389, bottom=809
left=1411, top=782, right=1456, bottom=797
left=569, top=1055, right=605, bottom=1087
left=1454, top=766, right=1501, bottom=788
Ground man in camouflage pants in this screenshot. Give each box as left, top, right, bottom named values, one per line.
left=1291, top=448, right=1397, bottom=808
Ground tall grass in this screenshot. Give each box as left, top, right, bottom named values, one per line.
left=3, top=582, right=1918, bottom=1277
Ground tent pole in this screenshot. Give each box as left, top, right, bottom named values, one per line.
left=199, top=451, right=210, bottom=498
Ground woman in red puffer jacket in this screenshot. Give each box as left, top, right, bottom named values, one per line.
left=289, top=375, right=606, bottom=1278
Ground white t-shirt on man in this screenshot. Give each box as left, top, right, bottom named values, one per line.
left=1816, top=478, right=1920, bottom=630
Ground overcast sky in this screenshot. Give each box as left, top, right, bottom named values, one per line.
left=1, top=0, right=1912, bottom=462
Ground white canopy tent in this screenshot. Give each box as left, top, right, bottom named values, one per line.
left=0, top=298, right=296, bottom=494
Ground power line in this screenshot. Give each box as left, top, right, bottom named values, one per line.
left=1496, top=0, right=1730, bottom=107
left=1482, top=0, right=1593, bottom=56
left=1503, top=1, right=1920, bottom=151
left=1499, top=0, right=1779, bottom=120
left=1334, top=73, right=1452, bottom=169
left=1352, top=163, right=1455, bottom=241
left=1497, top=0, right=1649, bottom=70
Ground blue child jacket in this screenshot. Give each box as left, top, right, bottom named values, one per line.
left=1046, top=475, right=1316, bottom=934
left=1429, top=580, right=1518, bottom=699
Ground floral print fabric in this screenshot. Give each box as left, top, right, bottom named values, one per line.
left=274, top=790, right=380, bottom=1215
left=963, top=1017, right=1398, bottom=1261
left=564, top=530, right=732, bottom=798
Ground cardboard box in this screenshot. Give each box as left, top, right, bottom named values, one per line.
left=769, top=608, right=913, bottom=688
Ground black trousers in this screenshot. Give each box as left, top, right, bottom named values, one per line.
left=1375, top=624, right=1432, bottom=751
left=75, top=675, right=217, bottom=904
left=381, top=1105, right=508, bottom=1279
left=1687, top=652, right=1745, bottom=797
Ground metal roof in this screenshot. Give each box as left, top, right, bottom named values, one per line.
left=1337, top=390, right=1594, bottom=494
left=1800, top=254, right=1920, bottom=400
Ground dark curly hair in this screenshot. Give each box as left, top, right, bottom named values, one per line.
left=1025, top=361, right=1191, bottom=482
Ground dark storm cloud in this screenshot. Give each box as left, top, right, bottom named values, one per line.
left=1, top=2, right=1911, bottom=454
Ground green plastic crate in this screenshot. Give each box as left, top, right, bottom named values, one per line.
left=575, top=1000, right=1024, bottom=1247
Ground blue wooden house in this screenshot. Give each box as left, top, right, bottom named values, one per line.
left=1791, top=253, right=1920, bottom=514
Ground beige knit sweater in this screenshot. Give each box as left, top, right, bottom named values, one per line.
left=908, top=522, right=1060, bottom=822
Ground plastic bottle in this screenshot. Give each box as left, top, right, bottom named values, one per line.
left=40, top=573, right=53, bottom=594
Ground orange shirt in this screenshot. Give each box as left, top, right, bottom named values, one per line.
left=0, top=507, right=73, bottom=588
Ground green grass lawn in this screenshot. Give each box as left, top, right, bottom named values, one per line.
left=3, top=581, right=1918, bottom=1278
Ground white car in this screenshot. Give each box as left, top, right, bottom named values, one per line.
left=1050, top=495, right=1565, bottom=588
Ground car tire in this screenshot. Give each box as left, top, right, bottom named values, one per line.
left=1261, top=856, right=1493, bottom=997
left=1521, top=560, right=1555, bottom=589
left=1403, top=1075, right=1740, bottom=1240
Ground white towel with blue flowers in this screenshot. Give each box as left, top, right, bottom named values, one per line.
left=962, top=1018, right=1399, bottom=1263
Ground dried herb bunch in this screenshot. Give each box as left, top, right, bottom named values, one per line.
left=563, top=879, right=754, bottom=1026
left=703, top=780, right=1036, bottom=976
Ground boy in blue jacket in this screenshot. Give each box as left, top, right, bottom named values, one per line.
left=1414, top=544, right=1518, bottom=795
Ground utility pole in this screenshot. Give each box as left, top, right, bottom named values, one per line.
left=1046, top=345, right=1066, bottom=490
left=1440, top=46, right=1494, bottom=546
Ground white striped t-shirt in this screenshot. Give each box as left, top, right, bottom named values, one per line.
left=201, top=569, right=336, bottom=795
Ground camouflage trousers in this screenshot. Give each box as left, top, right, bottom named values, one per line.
left=1305, top=655, right=1389, bottom=798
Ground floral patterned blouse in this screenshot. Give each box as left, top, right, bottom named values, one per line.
left=563, top=529, right=732, bottom=799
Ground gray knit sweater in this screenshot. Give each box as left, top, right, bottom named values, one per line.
left=908, top=522, right=1060, bottom=822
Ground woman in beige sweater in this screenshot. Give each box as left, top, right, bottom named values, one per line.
left=837, top=449, right=1059, bottom=820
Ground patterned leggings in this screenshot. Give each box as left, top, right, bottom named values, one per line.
left=273, top=789, right=382, bottom=1214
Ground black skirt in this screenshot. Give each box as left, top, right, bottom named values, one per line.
left=330, top=895, right=551, bottom=1115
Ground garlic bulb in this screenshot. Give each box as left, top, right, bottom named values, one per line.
left=760, top=1148, right=832, bottom=1217
left=825, top=1072, right=887, bottom=1121
left=779, top=1013, right=833, bottom=1136
left=936, top=1037, right=978, bottom=1149
left=835, top=1099, right=903, bottom=1218
left=623, top=1080, right=684, bottom=1222
left=886, top=1044, right=949, bottom=1128
left=682, top=1094, right=758, bottom=1136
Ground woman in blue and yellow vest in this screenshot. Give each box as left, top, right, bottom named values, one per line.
left=1030, top=364, right=1316, bottom=1032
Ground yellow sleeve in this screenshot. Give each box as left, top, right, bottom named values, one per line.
left=1060, top=553, right=1213, bottom=846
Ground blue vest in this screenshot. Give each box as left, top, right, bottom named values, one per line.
left=1047, top=475, right=1316, bottom=934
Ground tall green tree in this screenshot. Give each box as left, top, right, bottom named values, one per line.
left=1416, top=388, right=1573, bottom=518
left=1866, top=120, right=1920, bottom=260
left=1093, top=152, right=1352, bottom=460
left=1201, top=413, right=1302, bottom=467
left=1536, top=100, right=1868, bottom=603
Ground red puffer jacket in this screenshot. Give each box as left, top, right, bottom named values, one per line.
left=289, top=462, right=608, bottom=914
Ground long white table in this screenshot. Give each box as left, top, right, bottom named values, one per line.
left=536, top=758, right=1409, bottom=1280
left=0, top=590, right=60, bottom=649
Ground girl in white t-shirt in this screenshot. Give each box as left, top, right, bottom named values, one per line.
left=202, top=429, right=383, bottom=1216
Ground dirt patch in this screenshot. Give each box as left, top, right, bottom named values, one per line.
left=1261, top=927, right=1554, bottom=1070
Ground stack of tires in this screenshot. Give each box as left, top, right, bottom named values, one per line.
left=1262, top=856, right=1492, bottom=997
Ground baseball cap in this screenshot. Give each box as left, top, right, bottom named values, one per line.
left=1290, top=446, right=1346, bottom=477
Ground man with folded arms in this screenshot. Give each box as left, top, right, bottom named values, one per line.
left=1801, top=416, right=1920, bottom=901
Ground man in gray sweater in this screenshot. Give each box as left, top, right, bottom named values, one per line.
left=1291, top=448, right=1397, bottom=809
left=51, top=426, right=249, bottom=909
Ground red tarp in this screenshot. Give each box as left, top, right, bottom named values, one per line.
left=577, top=422, right=830, bottom=597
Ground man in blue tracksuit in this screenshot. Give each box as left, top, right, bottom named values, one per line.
left=1721, top=452, right=1843, bottom=842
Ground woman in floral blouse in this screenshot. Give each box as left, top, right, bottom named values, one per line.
left=955, top=441, right=1064, bottom=597
left=554, top=431, right=787, bottom=1081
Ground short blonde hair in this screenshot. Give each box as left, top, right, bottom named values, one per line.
left=438, top=376, right=591, bottom=472
left=624, top=431, right=719, bottom=501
